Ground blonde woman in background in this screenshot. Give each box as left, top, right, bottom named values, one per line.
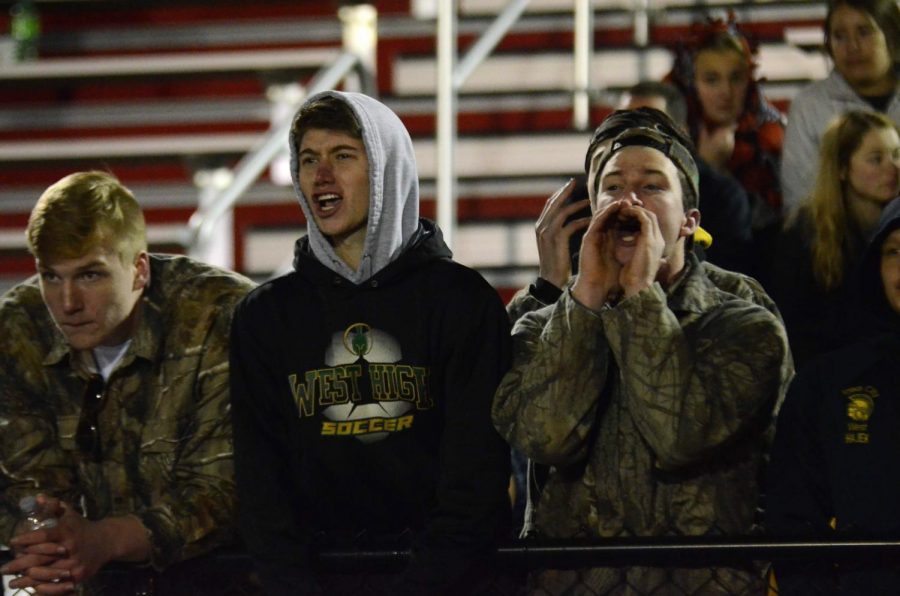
left=768, top=110, right=900, bottom=369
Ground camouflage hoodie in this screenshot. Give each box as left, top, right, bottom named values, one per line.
left=493, top=254, right=792, bottom=594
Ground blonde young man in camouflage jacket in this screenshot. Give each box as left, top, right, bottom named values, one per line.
left=493, top=124, right=792, bottom=594
left=0, top=172, right=255, bottom=594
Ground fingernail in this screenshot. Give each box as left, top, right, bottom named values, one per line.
left=61, top=570, right=72, bottom=579
left=57, top=546, right=67, bottom=554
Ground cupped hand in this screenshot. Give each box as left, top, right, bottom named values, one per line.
left=572, top=199, right=626, bottom=310
left=616, top=202, right=665, bottom=298
left=697, top=123, right=736, bottom=170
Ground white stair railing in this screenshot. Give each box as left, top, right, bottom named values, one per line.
left=186, top=4, right=378, bottom=267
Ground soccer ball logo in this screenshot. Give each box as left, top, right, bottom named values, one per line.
left=343, top=323, right=373, bottom=358
left=323, top=323, right=412, bottom=444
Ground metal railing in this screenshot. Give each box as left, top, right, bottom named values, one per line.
left=435, top=0, right=594, bottom=250
left=184, top=0, right=598, bottom=263
left=185, top=50, right=371, bottom=264
left=184, top=4, right=378, bottom=267
left=5, top=536, right=900, bottom=595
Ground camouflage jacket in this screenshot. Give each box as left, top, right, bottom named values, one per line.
left=0, top=255, right=255, bottom=570
left=493, top=256, right=793, bottom=594
left=505, top=260, right=782, bottom=325
left=505, top=285, right=559, bottom=325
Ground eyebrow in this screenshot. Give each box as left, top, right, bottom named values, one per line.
left=299, top=144, right=363, bottom=156
left=602, top=168, right=669, bottom=179
left=39, top=259, right=108, bottom=274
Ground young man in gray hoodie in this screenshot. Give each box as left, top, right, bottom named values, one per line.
left=229, top=91, right=513, bottom=595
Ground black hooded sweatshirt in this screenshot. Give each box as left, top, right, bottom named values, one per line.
left=230, top=91, right=511, bottom=594
left=230, top=222, right=512, bottom=594
left=766, top=197, right=900, bottom=595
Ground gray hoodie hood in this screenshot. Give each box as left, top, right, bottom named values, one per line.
left=289, top=91, right=420, bottom=283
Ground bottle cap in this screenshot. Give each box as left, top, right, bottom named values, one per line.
left=18, top=495, right=37, bottom=513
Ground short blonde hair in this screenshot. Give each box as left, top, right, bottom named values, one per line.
left=26, top=171, right=147, bottom=264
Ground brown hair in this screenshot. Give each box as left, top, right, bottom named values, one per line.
left=825, top=0, right=900, bottom=66
left=291, top=95, right=362, bottom=148
left=696, top=30, right=751, bottom=65
left=26, top=171, right=147, bottom=264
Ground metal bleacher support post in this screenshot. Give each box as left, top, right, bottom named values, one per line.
left=193, top=167, right=237, bottom=269
left=436, top=1, right=458, bottom=251
left=572, top=0, right=593, bottom=131
left=634, top=0, right=651, bottom=81
left=186, top=5, right=378, bottom=271
left=436, top=0, right=531, bottom=251
left=339, top=4, right=378, bottom=94
left=436, top=0, right=593, bottom=246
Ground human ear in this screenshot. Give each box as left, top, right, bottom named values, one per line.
left=133, top=251, right=150, bottom=291
left=680, top=208, right=700, bottom=238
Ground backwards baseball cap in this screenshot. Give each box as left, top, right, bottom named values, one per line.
left=593, top=125, right=700, bottom=211
left=584, top=107, right=695, bottom=175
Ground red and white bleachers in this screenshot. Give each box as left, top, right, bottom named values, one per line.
left=0, top=0, right=828, bottom=298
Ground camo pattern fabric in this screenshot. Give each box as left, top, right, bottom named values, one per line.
left=506, top=286, right=553, bottom=325
left=506, top=260, right=782, bottom=327
left=0, top=254, right=255, bottom=571
left=493, top=255, right=793, bottom=595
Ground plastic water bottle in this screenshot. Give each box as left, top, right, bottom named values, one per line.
left=13, top=495, right=58, bottom=540
left=4, top=497, right=58, bottom=595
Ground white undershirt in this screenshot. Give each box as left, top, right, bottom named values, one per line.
left=92, top=340, right=132, bottom=381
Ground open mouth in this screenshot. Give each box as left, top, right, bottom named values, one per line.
left=609, top=217, right=641, bottom=242
left=315, top=193, right=342, bottom=213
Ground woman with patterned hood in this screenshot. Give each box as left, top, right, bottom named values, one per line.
left=666, top=13, right=786, bottom=229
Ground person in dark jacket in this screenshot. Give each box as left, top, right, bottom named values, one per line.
left=228, top=91, right=512, bottom=595
left=766, top=196, right=900, bottom=594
